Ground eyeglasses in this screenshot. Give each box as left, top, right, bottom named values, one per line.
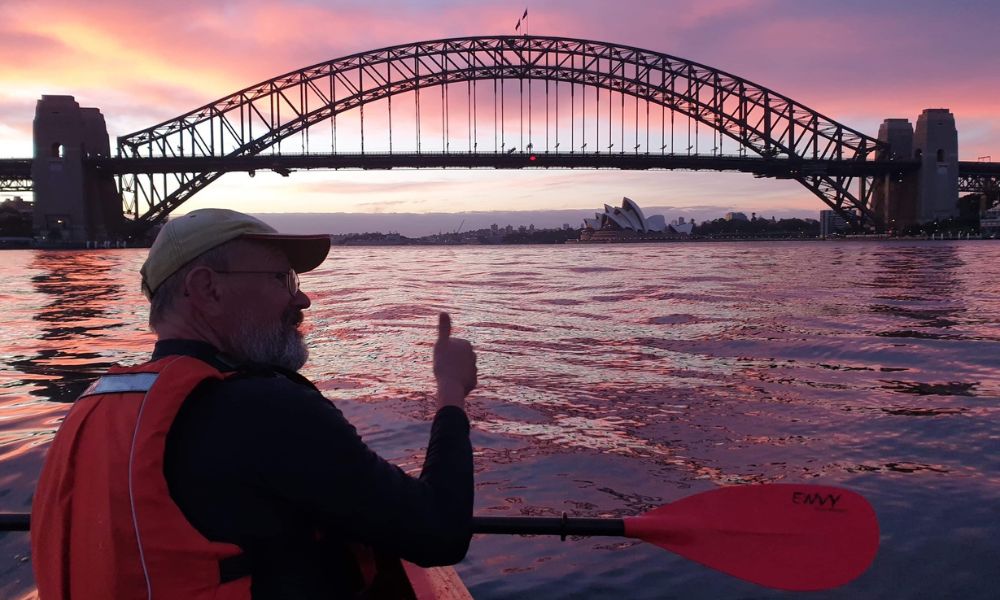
left=214, top=269, right=300, bottom=297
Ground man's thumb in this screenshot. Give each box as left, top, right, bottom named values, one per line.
left=437, top=312, right=452, bottom=343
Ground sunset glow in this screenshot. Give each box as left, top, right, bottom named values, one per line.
left=1, top=0, right=997, bottom=219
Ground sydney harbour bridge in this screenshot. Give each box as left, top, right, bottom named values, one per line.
left=2, top=35, right=998, bottom=242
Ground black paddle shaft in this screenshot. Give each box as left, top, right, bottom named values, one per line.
left=0, top=513, right=630, bottom=541
left=472, top=516, right=626, bottom=540
left=0, top=513, right=29, bottom=531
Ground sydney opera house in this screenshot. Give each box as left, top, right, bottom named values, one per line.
left=579, top=197, right=691, bottom=241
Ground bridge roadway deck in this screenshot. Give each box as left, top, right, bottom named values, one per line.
left=3, top=156, right=997, bottom=189
left=88, top=153, right=918, bottom=177
left=0, top=159, right=31, bottom=178
left=958, top=161, right=1000, bottom=175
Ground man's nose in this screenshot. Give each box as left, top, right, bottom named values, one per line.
left=293, top=289, right=311, bottom=309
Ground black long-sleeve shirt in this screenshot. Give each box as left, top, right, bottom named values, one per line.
left=157, top=340, right=474, bottom=598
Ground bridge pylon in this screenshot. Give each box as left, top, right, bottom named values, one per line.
left=873, top=118, right=918, bottom=230
left=31, top=96, right=124, bottom=243
left=873, top=109, right=960, bottom=231
left=914, top=109, right=959, bottom=223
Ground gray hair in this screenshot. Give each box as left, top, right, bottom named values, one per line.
left=147, top=238, right=288, bottom=332
left=147, top=241, right=236, bottom=332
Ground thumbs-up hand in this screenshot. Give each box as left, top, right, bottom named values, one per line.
left=433, top=312, right=477, bottom=409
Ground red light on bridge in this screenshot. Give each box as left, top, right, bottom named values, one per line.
left=529, top=154, right=537, bottom=161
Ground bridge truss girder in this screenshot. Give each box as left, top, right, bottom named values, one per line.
left=957, top=162, right=1000, bottom=207
left=959, top=173, right=1000, bottom=194
left=0, top=159, right=32, bottom=192
left=0, top=176, right=32, bottom=193
left=118, top=36, right=889, bottom=233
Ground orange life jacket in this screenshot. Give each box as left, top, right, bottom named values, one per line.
left=31, top=355, right=251, bottom=600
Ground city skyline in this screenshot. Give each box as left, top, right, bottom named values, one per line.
left=246, top=202, right=819, bottom=238
left=1, top=0, right=997, bottom=220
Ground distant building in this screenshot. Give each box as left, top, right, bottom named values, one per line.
left=0, top=196, right=34, bottom=239
left=819, top=210, right=849, bottom=237
left=724, top=212, right=749, bottom=222
left=670, top=221, right=694, bottom=235
left=646, top=215, right=667, bottom=232
left=0, top=196, right=33, bottom=216
left=579, top=197, right=683, bottom=241
left=981, top=206, right=1000, bottom=234
left=581, top=197, right=668, bottom=233
left=667, top=216, right=693, bottom=234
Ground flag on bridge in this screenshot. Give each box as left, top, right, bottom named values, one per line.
left=516, top=8, right=528, bottom=35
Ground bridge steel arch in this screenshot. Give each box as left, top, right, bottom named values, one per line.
left=119, top=36, right=887, bottom=233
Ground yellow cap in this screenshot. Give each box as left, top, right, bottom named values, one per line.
left=140, top=208, right=330, bottom=299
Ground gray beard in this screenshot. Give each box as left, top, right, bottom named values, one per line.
left=229, top=307, right=309, bottom=371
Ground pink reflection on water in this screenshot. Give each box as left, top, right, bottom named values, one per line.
left=0, top=250, right=156, bottom=599
left=0, top=242, right=998, bottom=599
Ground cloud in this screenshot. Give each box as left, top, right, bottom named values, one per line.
left=1, top=0, right=997, bottom=213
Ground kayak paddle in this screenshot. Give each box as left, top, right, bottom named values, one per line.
left=472, top=483, right=879, bottom=591
left=0, top=484, right=878, bottom=591
left=0, top=513, right=28, bottom=531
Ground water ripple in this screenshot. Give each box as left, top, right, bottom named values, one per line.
left=0, top=242, right=998, bottom=599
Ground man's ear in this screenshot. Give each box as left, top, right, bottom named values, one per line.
left=184, top=267, right=225, bottom=316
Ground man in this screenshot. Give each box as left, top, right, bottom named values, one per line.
left=31, top=209, right=477, bottom=599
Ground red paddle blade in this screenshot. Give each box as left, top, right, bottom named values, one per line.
left=623, top=484, right=879, bottom=591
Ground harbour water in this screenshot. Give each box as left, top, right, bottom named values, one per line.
left=0, top=241, right=998, bottom=599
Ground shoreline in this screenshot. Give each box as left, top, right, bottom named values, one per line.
left=1, top=234, right=991, bottom=251
left=0, top=239, right=139, bottom=250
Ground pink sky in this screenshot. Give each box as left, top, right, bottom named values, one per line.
left=1, top=0, right=997, bottom=219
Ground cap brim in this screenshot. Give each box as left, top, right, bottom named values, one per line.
left=242, top=233, right=331, bottom=273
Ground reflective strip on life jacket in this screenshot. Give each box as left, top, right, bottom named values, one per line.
left=80, top=372, right=160, bottom=397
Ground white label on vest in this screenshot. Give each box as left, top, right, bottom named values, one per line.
left=81, top=373, right=160, bottom=397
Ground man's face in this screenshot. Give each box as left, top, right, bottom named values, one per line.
left=218, top=242, right=312, bottom=371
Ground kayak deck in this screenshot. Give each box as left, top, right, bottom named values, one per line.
left=366, top=558, right=473, bottom=600
left=401, top=562, right=474, bottom=600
